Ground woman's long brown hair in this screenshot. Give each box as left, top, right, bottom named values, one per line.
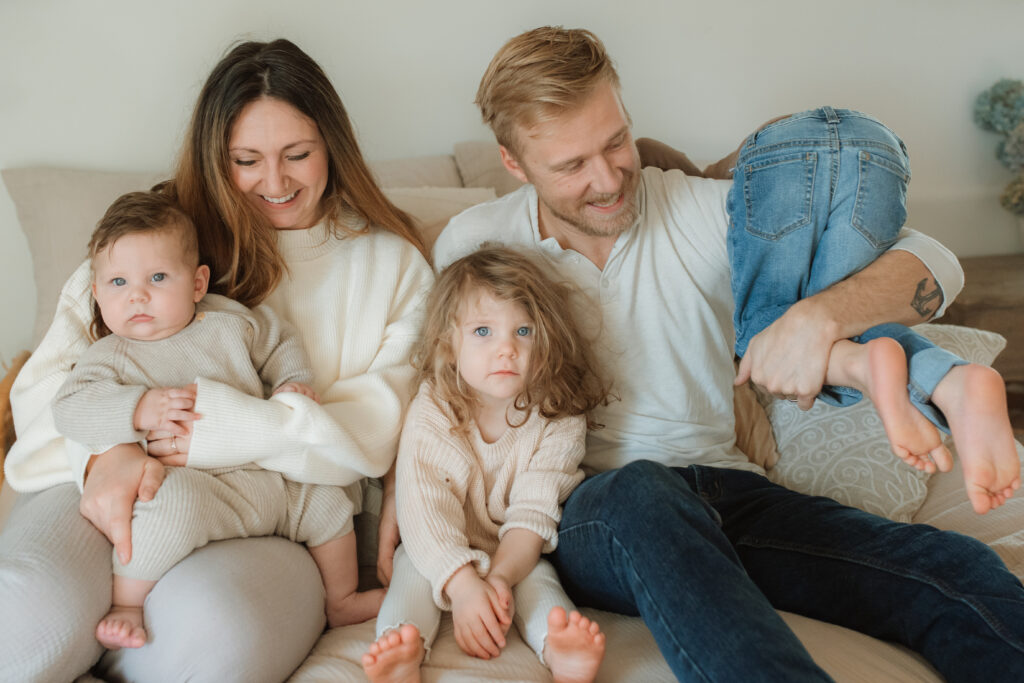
left=165, top=39, right=425, bottom=308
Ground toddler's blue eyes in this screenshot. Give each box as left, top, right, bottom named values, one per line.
left=473, top=327, right=490, bottom=337
left=112, top=277, right=126, bottom=286
left=516, top=326, right=532, bottom=336
left=151, top=273, right=166, bottom=282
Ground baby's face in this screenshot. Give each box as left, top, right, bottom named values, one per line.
left=92, top=229, right=208, bottom=341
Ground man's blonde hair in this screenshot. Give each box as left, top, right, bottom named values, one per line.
left=476, top=26, right=621, bottom=156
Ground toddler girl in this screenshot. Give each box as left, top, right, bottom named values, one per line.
left=363, top=246, right=610, bottom=683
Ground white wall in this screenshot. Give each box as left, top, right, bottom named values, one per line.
left=2, top=0, right=1022, bottom=364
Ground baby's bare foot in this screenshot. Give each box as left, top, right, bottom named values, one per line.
left=96, top=605, right=147, bottom=650
left=362, top=624, right=425, bottom=683
left=543, top=607, right=605, bottom=683
left=326, top=587, right=386, bottom=628
left=863, top=338, right=951, bottom=472
left=933, top=364, right=1021, bottom=514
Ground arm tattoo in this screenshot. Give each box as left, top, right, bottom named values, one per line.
left=911, top=278, right=942, bottom=319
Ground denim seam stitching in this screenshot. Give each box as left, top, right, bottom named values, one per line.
left=736, top=536, right=1024, bottom=653
left=737, top=138, right=901, bottom=161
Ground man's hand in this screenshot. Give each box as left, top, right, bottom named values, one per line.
left=80, top=443, right=166, bottom=566
left=735, top=298, right=841, bottom=410
left=134, top=384, right=199, bottom=435
left=446, top=565, right=509, bottom=659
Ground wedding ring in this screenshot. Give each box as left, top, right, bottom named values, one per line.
left=786, top=396, right=798, bottom=402
left=171, top=436, right=178, bottom=453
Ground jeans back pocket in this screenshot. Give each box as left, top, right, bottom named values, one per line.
left=852, top=150, right=908, bottom=249
left=741, top=151, right=817, bottom=240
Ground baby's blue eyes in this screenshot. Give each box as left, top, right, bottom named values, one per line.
left=110, top=273, right=166, bottom=286
left=516, top=326, right=532, bottom=337
left=473, top=327, right=490, bottom=337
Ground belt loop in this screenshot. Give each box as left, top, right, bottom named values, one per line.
left=823, top=106, right=840, bottom=124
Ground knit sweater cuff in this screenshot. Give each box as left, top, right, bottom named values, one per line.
left=428, top=547, right=491, bottom=611
left=500, top=510, right=560, bottom=553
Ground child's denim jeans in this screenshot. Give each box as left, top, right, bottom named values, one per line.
left=727, top=106, right=963, bottom=429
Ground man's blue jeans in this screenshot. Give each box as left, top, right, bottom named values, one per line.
left=727, top=107, right=963, bottom=430
left=550, top=460, right=1024, bottom=682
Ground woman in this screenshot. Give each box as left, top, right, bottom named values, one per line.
left=0, top=39, right=432, bottom=682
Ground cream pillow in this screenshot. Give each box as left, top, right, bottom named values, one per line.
left=2, top=167, right=166, bottom=346
left=2, top=166, right=495, bottom=347
left=384, top=186, right=496, bottom=255
left=763, top=324, right=1007, bottom=522
left=453, top=141, right=525, bottom=197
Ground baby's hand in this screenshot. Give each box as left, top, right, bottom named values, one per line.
left=273, top=382, right=321, bottom=403
left=134, top=385, right=199, bottom=435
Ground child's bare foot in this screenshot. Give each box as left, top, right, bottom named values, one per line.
left=833, top=338, right=951, bottom=472
left=326, top=587, right=386, bottom=628
left=933, top=363, right=1021, bottom=514
left=543, top=607, right=605, bottom=683
left=96, top=605, right=147, bottom=649
left=362, top=624, right=425, bottom=683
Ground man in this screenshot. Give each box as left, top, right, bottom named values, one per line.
left=432, top=26, right=1024, bottom=682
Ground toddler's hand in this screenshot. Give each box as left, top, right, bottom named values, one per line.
left=483, top=574, right=515, bottom=631
left=134, top=385, right=199, bottom=435
left=273, top=382, right=321, bottom=403
left=446, top=566, right=508, bottom=659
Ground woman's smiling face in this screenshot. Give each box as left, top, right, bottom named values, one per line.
left=228, top=97, right=329, bottom=230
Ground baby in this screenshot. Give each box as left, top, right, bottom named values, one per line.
left=53, top=190, right=382, bottom=650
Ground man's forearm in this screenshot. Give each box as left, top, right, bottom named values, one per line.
left=809, top=249, right=943, bottom=340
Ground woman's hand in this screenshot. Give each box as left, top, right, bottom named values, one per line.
left=376, top=474, right=400, bottom=586
left=80, top=443, right=166, bottom=566
left=146, top=422, right=193, bottom=467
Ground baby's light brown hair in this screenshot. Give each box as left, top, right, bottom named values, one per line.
left=88, top=190, right=199, bottom=340
left=413, top=246, right=611, bottom=433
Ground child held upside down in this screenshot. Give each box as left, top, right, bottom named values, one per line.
left=363, top=246, right=611, bottom=683
left=53, top=191, right=382, bottom=650
left=729, top=106, right=1019, bottom=514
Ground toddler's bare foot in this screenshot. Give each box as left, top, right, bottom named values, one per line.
left=362, top=624, right=425, bottom=683
left=933, top=364, right=1021, bottom=514
left=543, top=607, right=605, bottom=683
left=96, top=605, right=147, bottom=649
left=326, top=587, right=386, bottom=628
left=860, top=338, right=951, bottom=472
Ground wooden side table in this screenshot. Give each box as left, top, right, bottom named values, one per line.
left=942, top=254, right=1024, bottom=437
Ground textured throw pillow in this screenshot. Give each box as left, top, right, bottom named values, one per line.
left=763, top=323, right=1007, bottom=522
